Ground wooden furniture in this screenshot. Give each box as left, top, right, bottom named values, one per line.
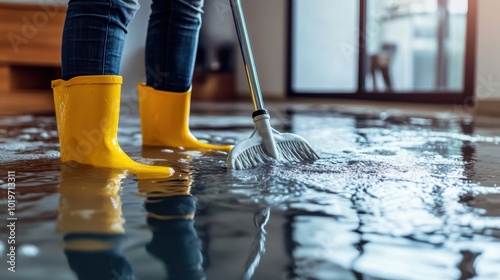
left=0, top=3, right=66, bottom=115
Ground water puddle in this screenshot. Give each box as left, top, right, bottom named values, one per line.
left=0, top=106, right=499, bottom=279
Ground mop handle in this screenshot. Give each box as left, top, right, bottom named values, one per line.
left=230, top=0, right=265, bottom=112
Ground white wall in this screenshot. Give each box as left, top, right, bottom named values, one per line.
left=235, top=0, right=287, bottom=99
left=475, top=0, right=500, bottom=101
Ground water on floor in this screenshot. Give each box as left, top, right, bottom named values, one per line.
left=0, top=104, right=500, bottom=280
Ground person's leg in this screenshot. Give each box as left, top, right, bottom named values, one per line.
left=139, top=0, right=233, bottom=152
left=62, top=0, right=139, bottom=79
left=145, top=0, right=203, bottom=92
left=53, top=0, right=173, bottom=175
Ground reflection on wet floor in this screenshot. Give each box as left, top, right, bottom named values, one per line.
left=0, top=104, right=500, bottom=280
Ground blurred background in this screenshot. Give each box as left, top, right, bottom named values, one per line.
left=0, top=0, right=499, bottom=116
left=1, top=2, right=500, bottom=279
left=293, top=0, right=467, bottom=93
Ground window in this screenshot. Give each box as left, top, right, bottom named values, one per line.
left=288, top=0, right=477, bottom=104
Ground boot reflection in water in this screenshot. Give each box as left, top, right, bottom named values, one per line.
left=56, top=164, right=134, bottom=280
left=138, top=173, right=205, bottom=280
left=56, top=163, right=205, bottom=279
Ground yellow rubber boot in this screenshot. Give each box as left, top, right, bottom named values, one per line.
left=51, top=76, right=174, bottom=176
left=138, top=83, right=233, bottom=152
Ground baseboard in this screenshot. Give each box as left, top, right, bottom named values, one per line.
left=475, top=99, right=500, bottom=117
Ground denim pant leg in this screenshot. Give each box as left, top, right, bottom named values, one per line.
left=61, top=0, right=139, bottom=80
left=146, top=0, right=204, bottom=92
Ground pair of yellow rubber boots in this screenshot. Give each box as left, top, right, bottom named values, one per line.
left=51, top=75, right=232, bottom=176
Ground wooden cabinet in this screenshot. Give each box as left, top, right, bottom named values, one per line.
left=0, top=2, right=66, bottom=115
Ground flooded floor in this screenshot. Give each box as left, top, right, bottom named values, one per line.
left=1, top=103, right=500, bottom=280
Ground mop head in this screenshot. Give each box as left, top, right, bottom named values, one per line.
left=227, top=129, right=320, bottom=170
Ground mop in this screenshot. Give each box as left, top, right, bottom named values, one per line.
left=227, top=0, right=320, bottom=169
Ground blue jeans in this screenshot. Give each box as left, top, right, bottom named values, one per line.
left=62, top=0, right=203, bottom=92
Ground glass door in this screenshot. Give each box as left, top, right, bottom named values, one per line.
left=291, top=0, right=359, bottom=93
left=288, top=0, right=477, bottom=104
